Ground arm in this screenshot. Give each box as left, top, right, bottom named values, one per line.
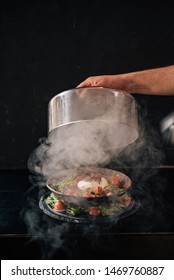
left=77, top=65, right=174, bottom=96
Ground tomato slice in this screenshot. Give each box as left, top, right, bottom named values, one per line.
left=89, top=207, right=101, bottom=216
left=54, top=201, right=66, bottom=210
left=109, top=175, right=121, bottom=185
left=86, top=193, right=96, bottom=198
left=120, top=196, right=131, bottom=206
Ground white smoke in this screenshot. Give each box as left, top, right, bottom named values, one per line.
left=23, top=97, right=167, bottom=259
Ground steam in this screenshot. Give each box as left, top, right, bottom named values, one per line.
left=28, top=120, right=140, bottom=180
left=30, top=120, right=164, bottom=184
left=23, top=99, right=167, bottom=259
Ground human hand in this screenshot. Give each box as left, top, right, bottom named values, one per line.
left=77, top=75, right=126, bottom=91
left=76, top=66, right=174, bottom=96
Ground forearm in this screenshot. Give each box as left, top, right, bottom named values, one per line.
left=122, top=65, right=174, bottom=95
left=77, top=65, right=174, bottom=96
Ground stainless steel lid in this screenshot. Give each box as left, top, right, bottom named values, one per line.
left=48, top=87, right=138, bottom=150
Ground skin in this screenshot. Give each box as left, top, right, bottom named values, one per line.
left=77, top=65, right=174, bottom=96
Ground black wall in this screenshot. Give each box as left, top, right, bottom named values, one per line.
left=2, top=0, right=174, bottom=169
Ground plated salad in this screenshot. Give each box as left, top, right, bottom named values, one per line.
left=45, top=192, right=132, bottom=217
left=47, top=168, right=130, bottom=198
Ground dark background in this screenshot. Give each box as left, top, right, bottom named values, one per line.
left=1, top=0, right=174, bottom=170
left=1, top=0, right=174, bottom=261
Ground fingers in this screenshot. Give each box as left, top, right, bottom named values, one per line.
left=76, top=76, right=99, bottom=88
left=77, top=80, right=91, bottom=88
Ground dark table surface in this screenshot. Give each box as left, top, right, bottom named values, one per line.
left=0, top=167, right=174, bottom=260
